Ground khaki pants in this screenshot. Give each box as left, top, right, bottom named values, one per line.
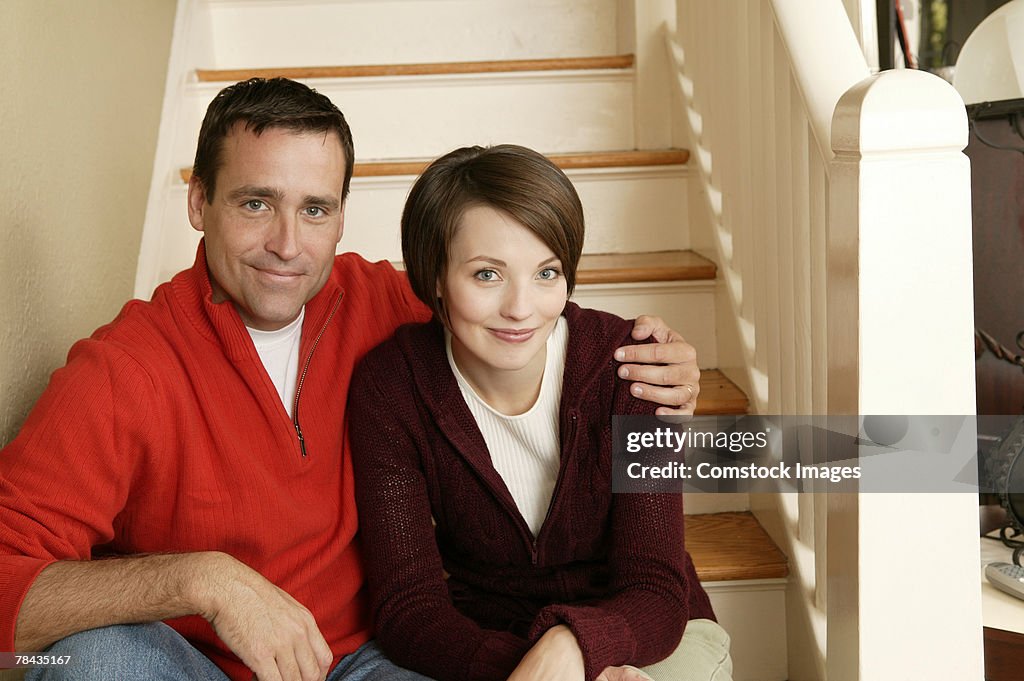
left=641, top=619, right=734, bottom=681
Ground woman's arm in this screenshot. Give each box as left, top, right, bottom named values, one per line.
left=526, top=334, right=692, bottom=680
left=349, top=356, right=532, bottom=681
left=526, top=493, right=689, bottom=679
left=506, top=625, right=584, bottom=681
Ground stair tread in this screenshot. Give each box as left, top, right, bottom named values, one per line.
left=178, top=149, right=689, bottom=184
left=196, top=55, right=634, bottom=83
left=576, top=250, right=715, bottom=285
left=694, top=369, right=749, bottom=416
left=687, top=512, right=789, bottom=582
left=353, top=149, right=689, bottom=177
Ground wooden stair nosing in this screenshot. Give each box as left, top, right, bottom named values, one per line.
left=576, top=251, right=715, bottom=285
left=694, top=369, right=749, bottom=416
left=686, top=511, right=788, bottom=582
left=195, top=54, right=635, bottom=83
left=353, top=149, right=691, bottom=178
left=178, top=149, right=690, bottom=185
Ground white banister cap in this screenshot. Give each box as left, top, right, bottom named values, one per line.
left=832, top=70, right=968, bottom=155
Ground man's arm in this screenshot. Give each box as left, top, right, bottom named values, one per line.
left=2, top=338, right=331, bottom=681
left=15, top=552, right=332, bottom=681
left=616, top=315, right=701, bottom=416
left=13, top=554, right=196, bottom=652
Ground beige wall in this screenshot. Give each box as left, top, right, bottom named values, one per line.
left=0, top=1, right=176, bottom=445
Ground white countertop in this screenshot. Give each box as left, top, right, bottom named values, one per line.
left=981, top=531, right=1024, bottom=634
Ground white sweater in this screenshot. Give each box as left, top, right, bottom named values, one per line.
left=446, top=316, right=568, bottom=536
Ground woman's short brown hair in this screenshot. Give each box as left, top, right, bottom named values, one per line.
left=401, top=144, right=585, bottom=321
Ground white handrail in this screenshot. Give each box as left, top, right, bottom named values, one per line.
left=770, top=0, right=869, bottom=162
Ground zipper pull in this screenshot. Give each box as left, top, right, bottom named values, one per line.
left=295, top=422, right=308, bottom=458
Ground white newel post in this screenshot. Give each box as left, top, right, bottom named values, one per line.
left=827, top=69, right=983, bottom=679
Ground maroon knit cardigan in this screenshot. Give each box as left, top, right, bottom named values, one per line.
left=349, top=302, right=714, bottom=681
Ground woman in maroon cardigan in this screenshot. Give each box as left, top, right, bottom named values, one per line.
left=348, top=145, right=730, bottom=681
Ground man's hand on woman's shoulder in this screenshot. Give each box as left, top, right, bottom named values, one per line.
left=616, top=315, right=701, bottom=416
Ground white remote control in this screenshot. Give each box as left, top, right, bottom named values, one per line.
left=986, top=562, right=1024, bottom=601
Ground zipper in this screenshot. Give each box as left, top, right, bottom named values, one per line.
left=292, top=291, right=344, bottom=457
left=531, top=410, right=579, bottom=565
left=294, top=422, right=307, bottom=458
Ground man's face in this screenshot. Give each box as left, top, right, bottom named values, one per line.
left=187, top=124, right=346, bottom=330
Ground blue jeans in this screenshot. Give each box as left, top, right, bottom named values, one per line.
left=26, top=622, right=433, bottom=680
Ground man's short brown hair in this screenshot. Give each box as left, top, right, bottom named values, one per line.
left=401, top=144, right=585, bottom=321
left=192, top=77, right=354, bottom=201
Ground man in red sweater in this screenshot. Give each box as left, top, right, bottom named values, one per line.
left=0, top=78, right=702, bottom=681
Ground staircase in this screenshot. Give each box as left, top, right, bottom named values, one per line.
left=136, top=2, right=785, bottom=679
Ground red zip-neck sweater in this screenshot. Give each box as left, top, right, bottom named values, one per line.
left=0, top=243, right=429, bottom=679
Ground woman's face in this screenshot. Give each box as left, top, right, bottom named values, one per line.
left=440, top=204, right=568, bottom=383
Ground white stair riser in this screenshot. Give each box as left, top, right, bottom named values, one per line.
left=343, top=168, right=690, bottom=261
left=198, top=0, right=619, bottom=68
left=159, top=166, right=688, bottom=267
left=179, top=72, right=634, bottom=161
left=572, top=168, right=691, bottom=254
left=572, top=282, right=718, bottom=369
left=700, top=580, right=788, bottom=681
left=683, top=493, right=751, bottom=515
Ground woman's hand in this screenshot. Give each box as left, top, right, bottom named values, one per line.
left=506, top=625, right=585, bottom=681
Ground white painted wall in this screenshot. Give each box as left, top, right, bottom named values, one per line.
left=0, top=0, right=175, bottom=446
